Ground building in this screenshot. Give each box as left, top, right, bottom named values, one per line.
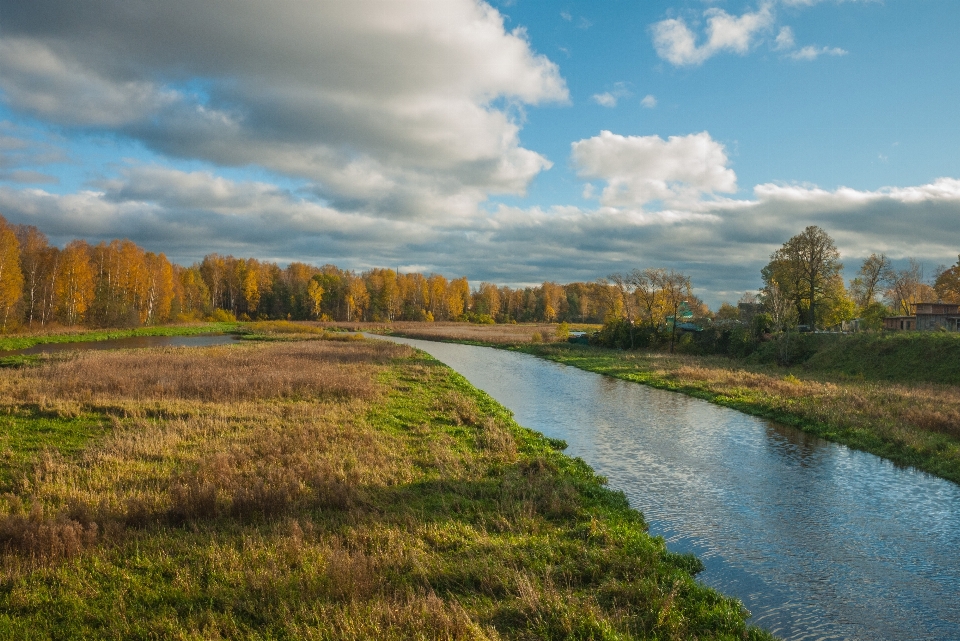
left=883, top=303, right=960, bottom=331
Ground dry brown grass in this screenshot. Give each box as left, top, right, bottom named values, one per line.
left=655, top=354, right=960, bottom=440
left=0, top=338, right=414, bottom=565
left=321, top=321, right=574, bottom=345
left=0, top=339, right=409, bottom=404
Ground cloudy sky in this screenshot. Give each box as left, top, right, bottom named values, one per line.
left=1, top=0, right=959, bottom=306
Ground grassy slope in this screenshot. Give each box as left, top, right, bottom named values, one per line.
left=0, top=338, right=773, bottom=640
left=519, top=343, right=960, bottom=485
left=793, top=332, right=960, bottom=385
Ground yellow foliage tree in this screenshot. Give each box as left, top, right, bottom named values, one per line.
left=54, top=241, right=94, bottom=326
left=307, top=279, right=324, bottom=319
left=0, top=215, right=23, bottom=331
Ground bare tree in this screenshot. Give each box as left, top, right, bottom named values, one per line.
left=656, top=270, right=692, bottom=354
left=849, top=253, right=890, bottom=310
left=883, top=258, right=935, bottom=315
left=607, top=272, right=637, bottom=348
left=762, top=280, right=799, bottom=365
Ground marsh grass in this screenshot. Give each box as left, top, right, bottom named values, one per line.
left=321, top=321, right=597, bottom=346
left=0, top=322, right=238, bottom=352
left=0, top=337, right=773, bottom=639
left=526, top=343, right=960, bottom=484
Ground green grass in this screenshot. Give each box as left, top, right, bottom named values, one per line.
left=0, top=323, right=239, bottom=352
left=0, top=340, right=775, bottom=640
left=793, top=332, right=960, bottom=384
left=0, top=410, right=109, bottom=490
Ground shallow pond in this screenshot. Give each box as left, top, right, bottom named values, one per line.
left=375, top=335, right=960, bottom=641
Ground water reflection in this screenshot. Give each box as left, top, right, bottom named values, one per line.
left=0, top=333, right=239, bottom=357
left=374, top=335, right=960, bottom=641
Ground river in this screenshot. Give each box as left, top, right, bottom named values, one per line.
left=374, top=335, right=960, bottom=641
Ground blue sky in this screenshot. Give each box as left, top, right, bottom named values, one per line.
left=1, top=0, right=959, bottom=307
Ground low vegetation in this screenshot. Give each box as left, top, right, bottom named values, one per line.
left=339, top=320, right=591, bottom=346
left=0, top=322, right=237, bottom=352
left=0, top=335, right=772, bottom=639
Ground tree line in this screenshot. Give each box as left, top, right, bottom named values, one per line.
left=3, top=215, right=958, bottom=335
left=0, top=215, right=642, bottom=330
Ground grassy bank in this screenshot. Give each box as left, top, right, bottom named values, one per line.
left=520, top=343, right=960, bottom=485
left=0, top=322, right=238, bottom=352
left=0, top=335, right=772, bottom=639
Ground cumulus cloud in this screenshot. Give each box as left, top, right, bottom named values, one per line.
left=641, top=95, right=658, bottom=109
left=591, top=82, right=631, bottom=108
left=652, top=3, right=774, bottom=66
left=0, top=0, right=568, bottom=220
left=571, top=131, right=737, bottom=209
left=2, top=158, right=960, bottom=307
left=789, top=45, right=848, bottom=60
left=775, top=26, right=796, bottom=51
left=592, top=93, right=618, bottom=108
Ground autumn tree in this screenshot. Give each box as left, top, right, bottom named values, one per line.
left=13, top=225, right=53, bottom=326
left=54, top=241, right=95, bottom=325
left=176, top=265, right=211, bottom=319
left=762, top=226, right=842, bottom=329
left=934, top=256, right=960, bottom=303
left=307, top=278, right=324, bottom=319
left=446, top=277, right=470, bottom=319
left=0, top=215, right=24, bottom=331
left=344, top=274, right=369, bottom=321
left=143, top=252, right=175, bottom=324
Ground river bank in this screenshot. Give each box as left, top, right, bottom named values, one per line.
left=0, top=335, right=772, bottom=639
left=517, top=343, right=960, bottom=485
left=378, top=325, right=960, bottom=486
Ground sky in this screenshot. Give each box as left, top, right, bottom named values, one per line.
left=1, top=0, right=959, bottom=307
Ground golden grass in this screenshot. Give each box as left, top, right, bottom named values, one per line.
left=650, top=352, right=960, bottom=441
left=321, top=321, right=578, bottom=345
left=0, top=340, right=403, bottom=404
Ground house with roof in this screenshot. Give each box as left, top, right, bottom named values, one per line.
left=883, top=303, right=960, bottom=331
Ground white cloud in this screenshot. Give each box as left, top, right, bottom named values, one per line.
left=571, top=131, right=737, bottom=208
left=592, top=82, right=631, bottom=108
left=774, top=26, right=796, bottom=51
left=0, top=0, right=568, bottom=220
left=641, top=95, right=657, bottom=109
left=789, top=45, right=848, bottom=60
left=652, top=3, right=774, bottom=66
left=3, top=161, right=960, bottom=308
left=592, top=93, right=618, bottom=108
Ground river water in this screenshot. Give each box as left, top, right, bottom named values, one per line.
left=375, top=335, right=960, bottom=641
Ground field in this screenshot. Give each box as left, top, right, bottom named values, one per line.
left=0, top=333, right=771, bottom=639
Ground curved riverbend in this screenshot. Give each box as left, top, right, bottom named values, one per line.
left=374, top=335, right=960, bottom=641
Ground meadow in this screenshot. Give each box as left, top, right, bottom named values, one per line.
left=0, top=330, right=772, bottom=639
